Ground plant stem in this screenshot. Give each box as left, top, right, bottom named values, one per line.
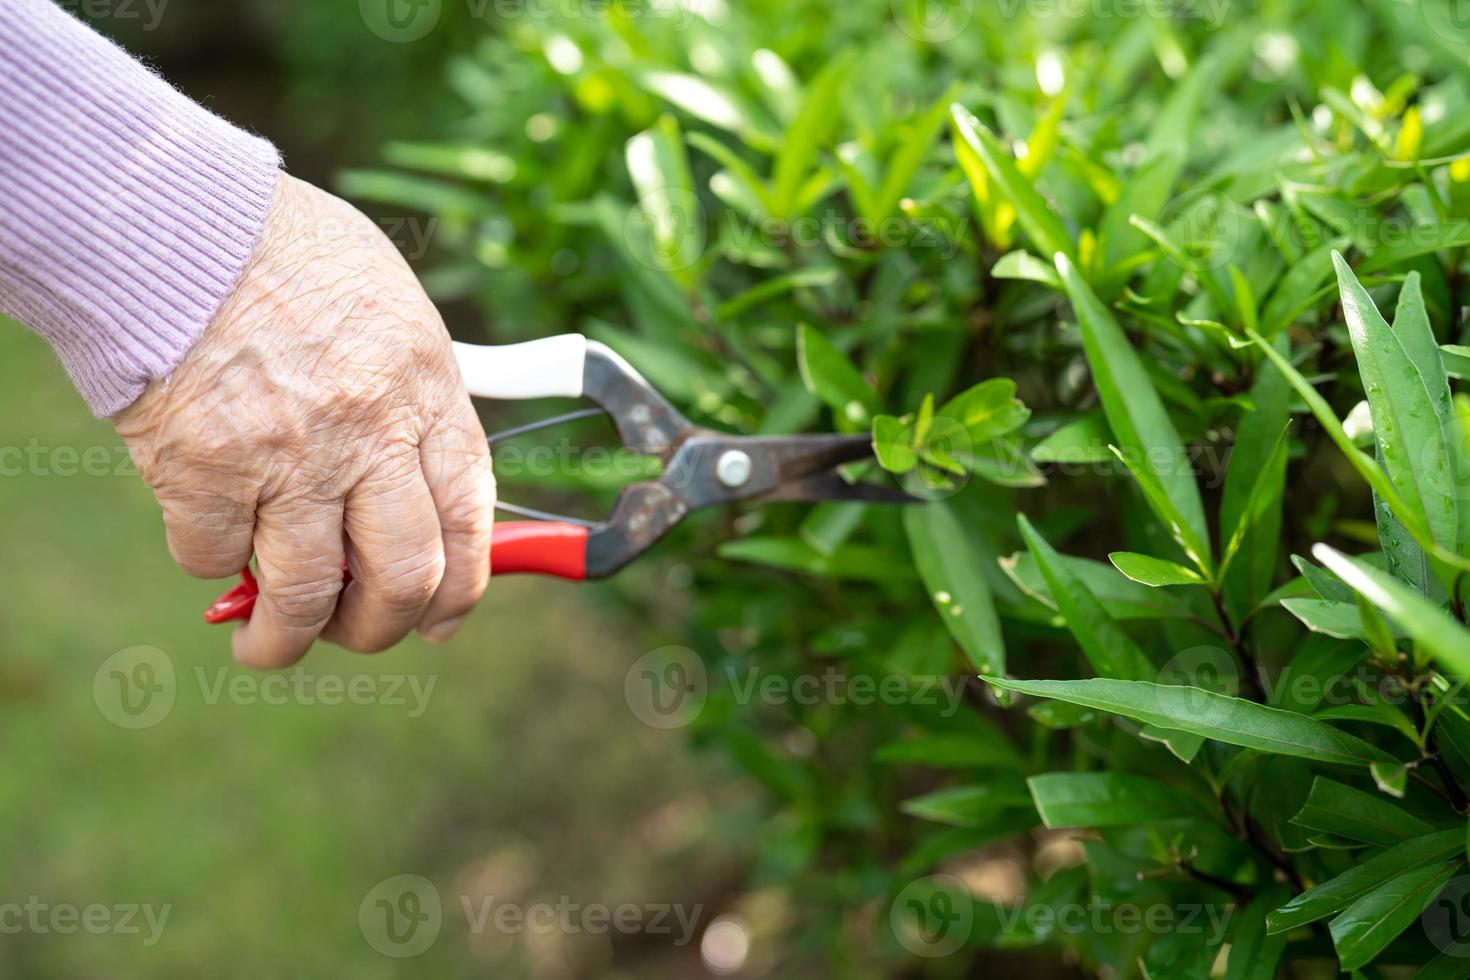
left=1178, top=861, right=1252, bottom=900
left=1412, top=685, right=1470, bottom=813
left=1211, top=588, right=1267, bottom=701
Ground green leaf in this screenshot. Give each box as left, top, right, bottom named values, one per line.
left=589, top=196, right=701, bottom=335
left=1267, top=830, right=1462, bottom=933
left=638, top=71, right=776, bottom=151
left=1129, top=213, right=1232, bottom=313
left=1217, top=422, right=1291, bottom=586
left=1394, top=273, right=1455, bottom=432
left=798, top=501, right=866, bottom=557
left=717, top=536, right=910, bottom=582
left=1247, top=328, right=1433, bottom=548
left=1371, top=760, right=1410, bottom=798
left=715, top=267, right=840, bottom=320
left=1257, top=576, right=1318, bottom=610
left=626, top=116, right=703, bottom=288
left=1224, top=887, right=1291, bottom=980
left=875, top=735, right=1025, bottom=771
left=906, top=503, right=1006, bottom=676
left=1018, top=87, right=1068, bottom=180
left=797, top=325, right=877, bottom=426
left=1027, top=700, right=1099, bottom=730
left=1260, top=244, right=1337, bottom=335
left=1230, top=265, right=1259, bottom=334
left=1373, top=443, right=1442, bottom=599
left=872, top=86, right=957, bottom=224
left=900, top=780, right=1033, bottom=828
left=1108, top=552, right=1207, bottom=587
left=1335, top=252, right=1457, bottom=552
left=1281, top=598, right=1380, bottom=640
left=771, top=52, right=857, bottom=218
left=1292, top=555, right=1355, bottom=602
left=1415, top=951, right=1470, bottom=979
left=723, top=727, right=813, bottom=802
left=749, top=47, right=799, bottom=121
left=1396, top=272, right=1470, bottom=556
left=992, top=250, right=1062, bottom=290
left=380, top=141, right=517, bottom=182
left=986, top=676, right=1399, bottom=767
left=1315, top=702, right=1419, bottom=747
left=1030, top=413, right=1113, bottom=464
left=1144, top=922, right=1226, bottom=979
left=984, top=88, right=1070, bottom=244
left=1305, top=834, right=1371, bottom=850
left=1146, top=55, right=1208, bottom=160
left=1361, top=219, right=1470, bottom=274
left=962, top=438, right=1046, bottom=489
left=1109, top=446, right=1214, bottom=576
left=1026, top=772, right=1209, bottom=828
left=687, top=131, right=775, bottom=216
left=937, top=379, right=1030, bottom=444
left=1099, top=151, right=1185, bottom=271
left=1269, top=636, right=1371, bottom=714
left=1357, top=590, right=1401, bottom=658
left=1056, top=253, right=1212, bottom=570
left=1016, top=515, right=1155, bottom=680
left=872, top=415, right=918, bottom=474
left=1314, top=545, right=1470, bottom=679
left=1290, top=777, right=1436, bottom=846
left=1442, top=345, right=1470, bottom=381
left=950, top=104, right=1074, bottom=260
left=999, top=551, right=1190, bottom=621
left=1330, top=860, right=1461, bottom=971
left=1139, top=725, right=1207, bottom=763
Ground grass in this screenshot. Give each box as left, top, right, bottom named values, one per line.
left=0, top=322, right=750, bottom=978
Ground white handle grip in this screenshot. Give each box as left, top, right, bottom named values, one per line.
left=453, top=335, right=588, bottom=400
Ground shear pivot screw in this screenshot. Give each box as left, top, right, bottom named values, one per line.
left=716, top=450, right=753, bottom=488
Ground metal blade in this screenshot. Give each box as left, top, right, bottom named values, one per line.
left=754, top=469, right=919, bottom=504
left=735, top=433, right=880, bottom=481
left=730, top=433, right=921, bottom=502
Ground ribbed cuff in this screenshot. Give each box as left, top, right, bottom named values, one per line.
left=0, top=0, right=281, bottom=417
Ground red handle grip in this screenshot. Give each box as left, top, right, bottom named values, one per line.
left=486, top=521, right=589, bottom=578
left=204, top=521, right=589, bottom=624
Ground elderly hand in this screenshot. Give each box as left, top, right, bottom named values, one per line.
left=115, top=174, right=495, bottom=668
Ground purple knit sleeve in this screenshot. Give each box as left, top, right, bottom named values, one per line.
left=0, top=0, right=281, bottom=418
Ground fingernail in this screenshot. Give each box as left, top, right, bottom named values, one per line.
left=422, top=616, right=466, bottom=644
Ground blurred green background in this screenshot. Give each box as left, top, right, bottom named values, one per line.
left=0, top=330, right=755, bottom=980
left=0, top=3, right=759, bottom=977
left=0, top=332, right=758, bottom=980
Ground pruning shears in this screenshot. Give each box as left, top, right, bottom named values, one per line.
left=205, top=334, right=915, bottom=624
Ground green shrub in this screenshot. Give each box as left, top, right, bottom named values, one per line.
left=342, top=0, right=1470, bottom=973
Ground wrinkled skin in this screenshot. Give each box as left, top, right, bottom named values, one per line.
left=116, top=173, right=495, bottom=668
